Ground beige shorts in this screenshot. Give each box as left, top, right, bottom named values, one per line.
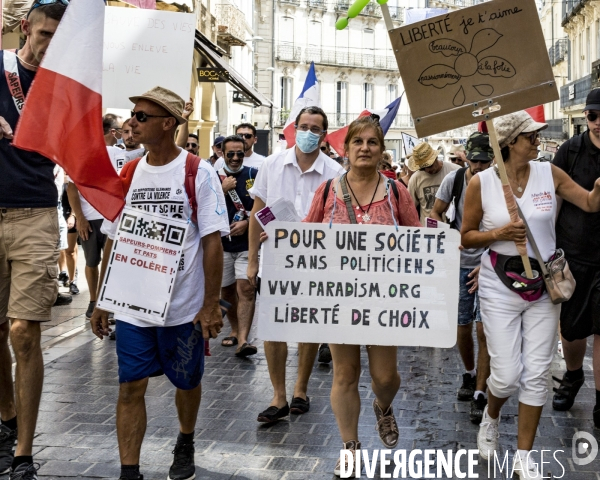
left=222, top=251, right=249, bottom=287
left=0, top=208, right=60, bottom=322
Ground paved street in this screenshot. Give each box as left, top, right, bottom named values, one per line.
left=4, top=278, right=600, bottom=479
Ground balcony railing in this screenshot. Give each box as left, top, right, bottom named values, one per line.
left=560, top=74, right=592, bottom=110
left=548, top=38, right=568, bottom=66
left=215, top=4, right=246, bottom=47
left=429, top=0, right=488, bottom=7
left=299, top=47, right=397, bottom=70
left=563, top=0, right=590, bottom=26
left=307, top=0, right=327, bottom=9
left=278, top=0, right=300, bottom=4
left=388, top=6, right=405, bottom=23
left=276, top=44, right=302, bottom=62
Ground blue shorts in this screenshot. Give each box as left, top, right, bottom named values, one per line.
left=115, top=320, right=204, bottom=390
left=458, top=267, right=481, bottom=326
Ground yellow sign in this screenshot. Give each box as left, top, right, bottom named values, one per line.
left=197, top=68, right=229, bottom=82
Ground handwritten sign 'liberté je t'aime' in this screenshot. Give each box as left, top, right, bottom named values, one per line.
left=257, top=222, right=460, bottom=348
left=102, top=7, right=195, bottom=109
left=389, top=0, right=558, bottom=137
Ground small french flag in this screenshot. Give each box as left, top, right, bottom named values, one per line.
left=327, top=96, right=403, bottom=157
left=283, top=62, right=320, bottom=148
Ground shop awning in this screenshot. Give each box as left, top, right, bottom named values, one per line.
left=194, top=30, right=272, bottom=108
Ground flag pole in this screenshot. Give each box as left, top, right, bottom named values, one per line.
left=486, top=119, right=534, bottom=279
left=379, top=1, right=394, bottom=32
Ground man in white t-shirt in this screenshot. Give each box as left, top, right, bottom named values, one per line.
left=90, top=87, right=229, bottom=480
left=214, top=123, right=265, bottom=170
left=107, top=118, right=145, bottom=173
left=247, top=107, right=345, bottom=424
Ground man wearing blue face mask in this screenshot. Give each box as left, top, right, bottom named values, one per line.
left=247, top=107, right=345, bottom=423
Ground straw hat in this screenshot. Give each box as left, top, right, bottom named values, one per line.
left=407, top=142, right=438, bottom=171
left=129, top=86, right=187, bottom=125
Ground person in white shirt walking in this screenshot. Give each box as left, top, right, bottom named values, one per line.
left=247, top=107, right=345, bottom=423
left=91, top=87, right=229, bottom=480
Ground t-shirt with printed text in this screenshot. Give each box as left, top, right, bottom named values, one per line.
left=102, top=149, right=230, bottom=327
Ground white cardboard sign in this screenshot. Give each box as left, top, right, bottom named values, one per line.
left=257, top=222, right=460, bottom=348
left=97, top=206, right=188, bottom=325
left=103, top=7, right=195, bottom=109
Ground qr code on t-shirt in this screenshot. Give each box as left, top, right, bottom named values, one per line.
left=119, top=212, right=186, bottom=246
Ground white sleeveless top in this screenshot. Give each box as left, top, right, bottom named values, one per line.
left=479, top=161, right=556, bottom=261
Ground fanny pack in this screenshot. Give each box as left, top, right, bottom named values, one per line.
left=489, top=251, right=545, bottom=301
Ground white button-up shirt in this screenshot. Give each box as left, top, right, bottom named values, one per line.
left=249, top=147, right=345, bottom=218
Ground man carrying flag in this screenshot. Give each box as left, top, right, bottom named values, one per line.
left=0, top=2, right=68, bottom=479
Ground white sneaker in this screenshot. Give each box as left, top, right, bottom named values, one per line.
left=513, top=451, right=542, bottom=479
left=477, top=405, right=499, bottom=460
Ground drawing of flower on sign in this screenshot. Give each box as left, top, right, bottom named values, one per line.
left=417, top=28, right=516, bottom=107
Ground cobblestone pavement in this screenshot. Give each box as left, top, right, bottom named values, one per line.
left=3, top=315, right=600, bottom=479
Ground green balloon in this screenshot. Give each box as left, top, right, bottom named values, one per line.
left=348, top=0, right=370, bottom=18
left=377, top=0, right=389, bottom=4
left=335, top=17, right=349, bottom=30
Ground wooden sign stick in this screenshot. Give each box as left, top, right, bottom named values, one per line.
left=486, top=119, right=534, bottom=279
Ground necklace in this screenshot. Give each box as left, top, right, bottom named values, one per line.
left=494, top=165, right=526, bottom=193
left=345, top=173, right=381, bottom=223
left=17, top=53, right=39, bottom=70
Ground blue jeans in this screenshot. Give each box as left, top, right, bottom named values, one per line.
left=458, top=267, right=481, bottom=326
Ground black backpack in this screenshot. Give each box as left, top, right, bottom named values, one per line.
left=449, top=167, right=468, bottom=230
left=554, top=132, right=584, bottom=176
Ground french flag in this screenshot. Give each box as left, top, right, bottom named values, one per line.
left=327, top=97, right=402, bottom=157
left=13, top=0, right=124, bottom=221
left=478, top=106, right=545, bottom=133
left=283, top=62, right=320, bottom=148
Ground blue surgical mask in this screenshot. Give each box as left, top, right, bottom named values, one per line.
left=295, top=130, right=321, bottom=153
left=115, top=137, right=125, bottom=146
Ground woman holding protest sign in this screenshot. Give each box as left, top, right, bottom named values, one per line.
left=462, top=110, right=600, bottom=479
left=303, top=115, right=420, bottom=477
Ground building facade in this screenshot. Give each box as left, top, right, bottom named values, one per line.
left=254, top=0, right=415, bottom=162
left=559, top=0, right=600, bottom=138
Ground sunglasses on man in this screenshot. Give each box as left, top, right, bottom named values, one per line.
left=586, top=112, right=600, bottom=123
left=226, top=151, right=244, bottom=159
left=238, top=133, right=254, bottom=139
left=320, top=146, right=329, bottom=152
left=469, top=159, right=493, bottom=164
left=131, top=111, right=172, bottom=123
left=28, top=0, right=68, bottom=17
left=186, top=143, right=198, bottom=148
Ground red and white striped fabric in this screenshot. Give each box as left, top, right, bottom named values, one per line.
left=13, top=0, right=124, bottom=221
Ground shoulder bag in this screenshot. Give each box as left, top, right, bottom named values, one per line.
left=517, top=205, right=576, bottom=305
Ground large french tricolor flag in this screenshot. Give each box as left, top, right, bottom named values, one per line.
left=13, top=0, right=124, bottom=221
left=327, top=97, right=402, bottom=157
left=283, top=62, right=320, bottom=148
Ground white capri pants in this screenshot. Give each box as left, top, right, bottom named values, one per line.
left=480, top=293, right=560, bottom=406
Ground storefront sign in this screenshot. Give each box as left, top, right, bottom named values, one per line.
left=198, top=67, right=229, bottom=82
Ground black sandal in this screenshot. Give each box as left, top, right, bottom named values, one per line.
left=257, top=403, right=290, bottom=423
left=221, top=336, right=238, bottom=347
left=235, top=342, right=257, bottom=357
left=290, top=396, right=310, bottom=415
